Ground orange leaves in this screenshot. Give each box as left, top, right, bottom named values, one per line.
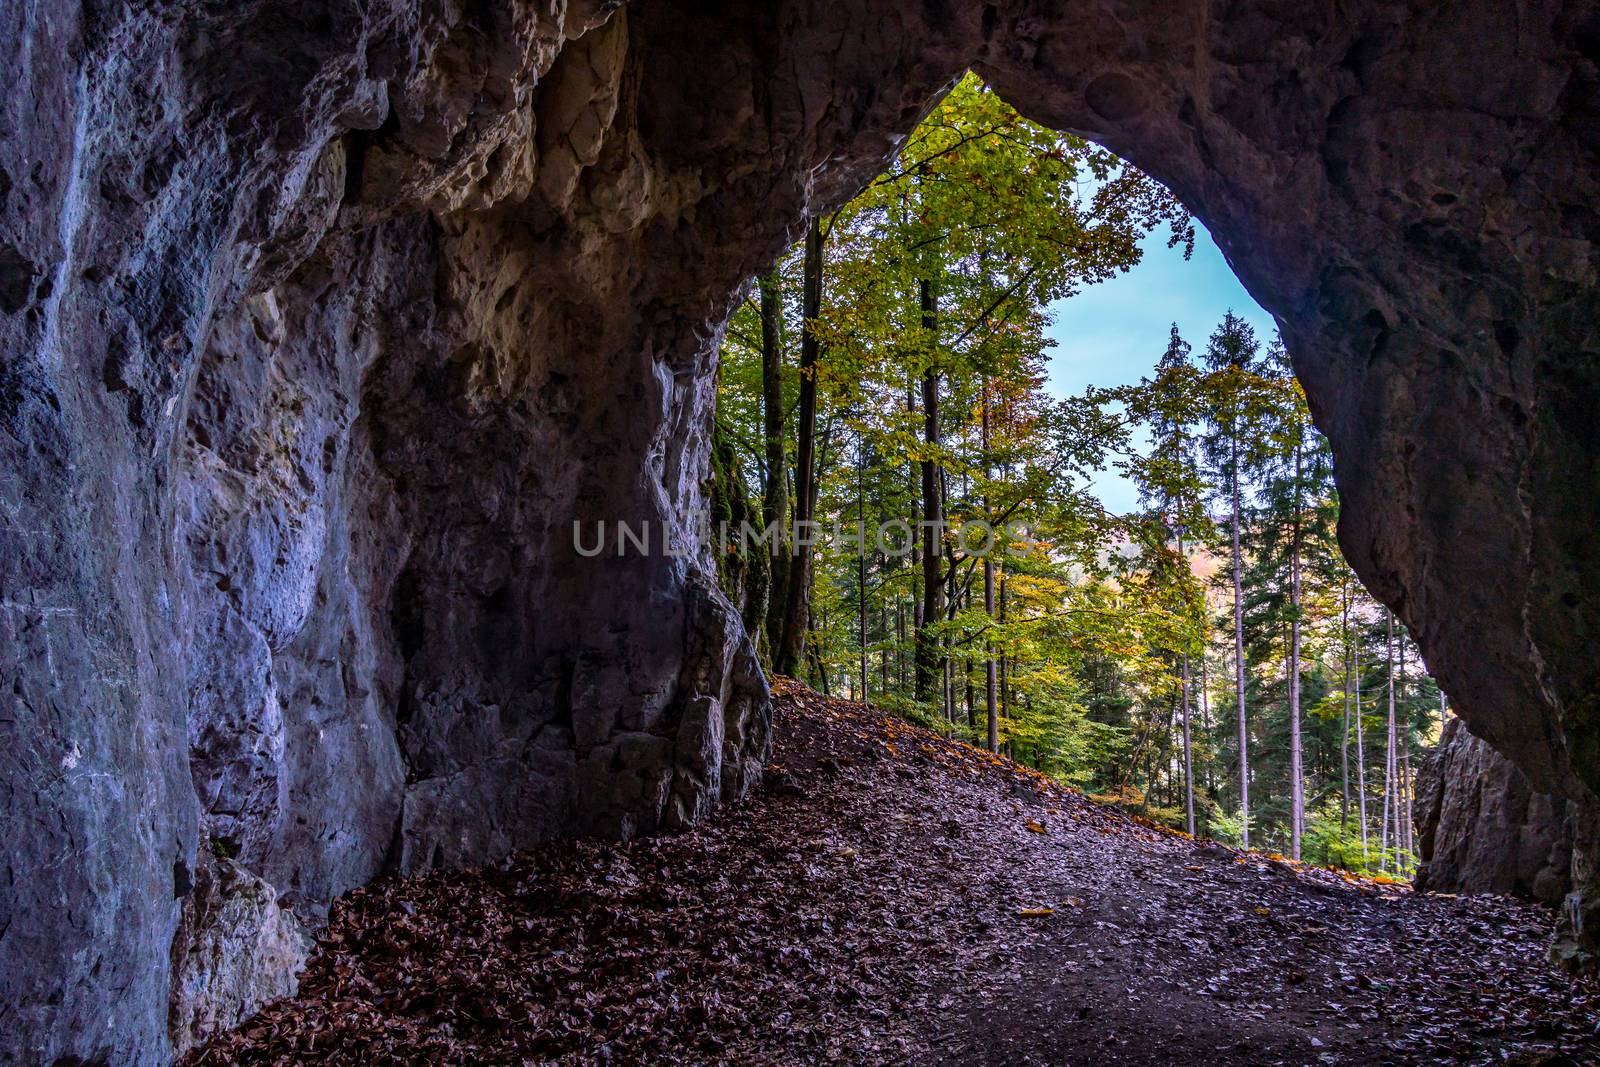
left=1024, top=819, right=1047, bottom=834
left=1018, top=895, right=1083, bottom=919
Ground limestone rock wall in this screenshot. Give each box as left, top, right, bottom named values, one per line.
left=2, top=0, right=1598, bottom=1061
left=1415, top=718, right=1573, bottom=906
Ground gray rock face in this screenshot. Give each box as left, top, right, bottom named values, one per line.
left=168, top=854, right=314, bottom=1058
left=1, top=0, right=1597, bottom=1060
left=1415, top=718, right=1572, bottom=906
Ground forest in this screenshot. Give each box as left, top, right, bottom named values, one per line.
left=712, top=75, right=1444, bottom=875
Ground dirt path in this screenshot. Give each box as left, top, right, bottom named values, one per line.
left=192, top=682, right=1598, bottom=1066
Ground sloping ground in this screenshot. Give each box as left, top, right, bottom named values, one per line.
left=192, top=682, right=1598, bottom=1066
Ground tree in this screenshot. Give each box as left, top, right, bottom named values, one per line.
left=916, top=278, right=944, bottom=700
left=712, top=73, right=1448, bottom=877
left=759, top=270, right=789, bottom=657
left=774, top=217, right=826, bottom=676
left=1126, top=325, right=1213, bottom=836
left=1199, top=311, right=1265, bottom=849
left=1246, top=339, right=1335, bottom=858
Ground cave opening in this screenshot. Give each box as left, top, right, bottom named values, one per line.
left=5, top=2, right=1600, bottom=1062
left=712, top=70, right=1459, bottom=879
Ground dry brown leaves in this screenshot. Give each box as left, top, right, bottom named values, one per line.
left=190, top=681, right=1600, bottom=1066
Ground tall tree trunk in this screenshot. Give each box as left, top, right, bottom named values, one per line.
left=943, top=544, right=958, bottom=731
left=1355, top=640, right=1369, bottom=862
left=934, top=463, right=947, bottom=726
left=1398, top=634, right=1413, bottom=864
left=774, top=218, right=823, bottom=675
left=895, top=598, right=905, bottom=691
left=1288, top=441, right=1305, bottom=860
left=1179, top=652, right=1194, bottom=837
left=1200, top=653, right=1214, bottom=807
left=759, top=271, right=789, bottom=659
left=880, top=602, right=889, bottom=695
left=856, top=427, right=868, bottom=704
left=998, top=573, right=1010, bottom=736
left=908, top=377, right=921, bottom=668
left=982, top=386, right=999, bottom=753
left=1382, top=608, right=1398, bottom=871
left=1176, top=528, right=1195, bottom=836
left=808, top=608, right=830, bottom=697
left=1230, top=437, right=1250, bottom=849
left=1340, top=581, right=1352, bottom=837
left=915, top=278, right=944, bottom=701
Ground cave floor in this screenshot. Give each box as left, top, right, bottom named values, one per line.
left=192, top=681, right=1599, bottom=1066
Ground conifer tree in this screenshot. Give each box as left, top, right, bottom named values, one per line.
left=1200, top=311, right=1264, bottom=848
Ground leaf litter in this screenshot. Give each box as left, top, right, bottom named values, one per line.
left=190, top=680, right=1599, bottom=1066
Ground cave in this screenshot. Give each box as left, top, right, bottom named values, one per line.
left=2, top=0, right=1598, bottom=1061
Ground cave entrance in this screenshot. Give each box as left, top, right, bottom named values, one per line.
left=713, top=72, right=1448, bottom=877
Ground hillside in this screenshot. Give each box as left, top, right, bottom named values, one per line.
left=191, top=682, right=1597, bottom=1066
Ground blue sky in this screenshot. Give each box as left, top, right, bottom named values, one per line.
left=1043, top=219, right=1278, bottom=515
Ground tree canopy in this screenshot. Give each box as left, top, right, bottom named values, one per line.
left=713, top=73, right=1441, bottom=875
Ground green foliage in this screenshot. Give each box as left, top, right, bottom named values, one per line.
left=715, top=72, right=1440, bottom=878
left=1206, top=804, right=1249, bottom=849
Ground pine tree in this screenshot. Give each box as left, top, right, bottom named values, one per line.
left=1127, top=324, right=1211, bottom=836
left=1200, top=311, right=1263, bottom=849
left=1244, top=339, right=1335, bottom=858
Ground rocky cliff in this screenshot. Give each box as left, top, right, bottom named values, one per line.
left=2, top=1, right=1597, bottom=1062
left=1416, top=718, right=1573, bottom=907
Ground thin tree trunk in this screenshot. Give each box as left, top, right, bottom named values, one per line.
left=1380, top=729, right=1392, bottom=871
left=775, top=218, right=823, bottom=675
left=999, top=573, right=1010, bottom=732
left=1231, top=437, right=1250, bottom=849
left=1355, top=639, right=1369, bottom=861
left=965, top=657, right=975, bottom=728
left=1174, top=524, right=1195, bottom=836
left=1200, top=653, right=1214, bottom=806
left=915, top=279, right=944, bottom=701
left=880, top=602, right=890, bottom=695
left=1398, top=634, right=1413, bottom=864
left=856, top=427, right=868, bottom=704
left=934, top=652, right=947, bottom=726
left=943, top=464, right=957, bottom=729
left=1340, top=580, right=1352, bottom=838
left=1288, top=440, right=1305, bottom=860
left=809, top=620, right=830, bottom=697
left=895, top=598, right=906, bottom=691
left=982, top=387, right=999, bottom=753
left=759, top=271, right=789, bottom=658
left=1382, top=608, right=1398, bottom=871
left=1178, top=657, right=1195, bottom=835
left=908, top=377, right=921, bottom=685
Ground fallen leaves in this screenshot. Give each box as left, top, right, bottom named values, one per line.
left=188, top=680, right=1600, bottom=1067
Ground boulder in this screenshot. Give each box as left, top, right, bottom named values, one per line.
left=1415, top=718, right=1572, bottom=906
left=167, top=852, right=314, bottom=1057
